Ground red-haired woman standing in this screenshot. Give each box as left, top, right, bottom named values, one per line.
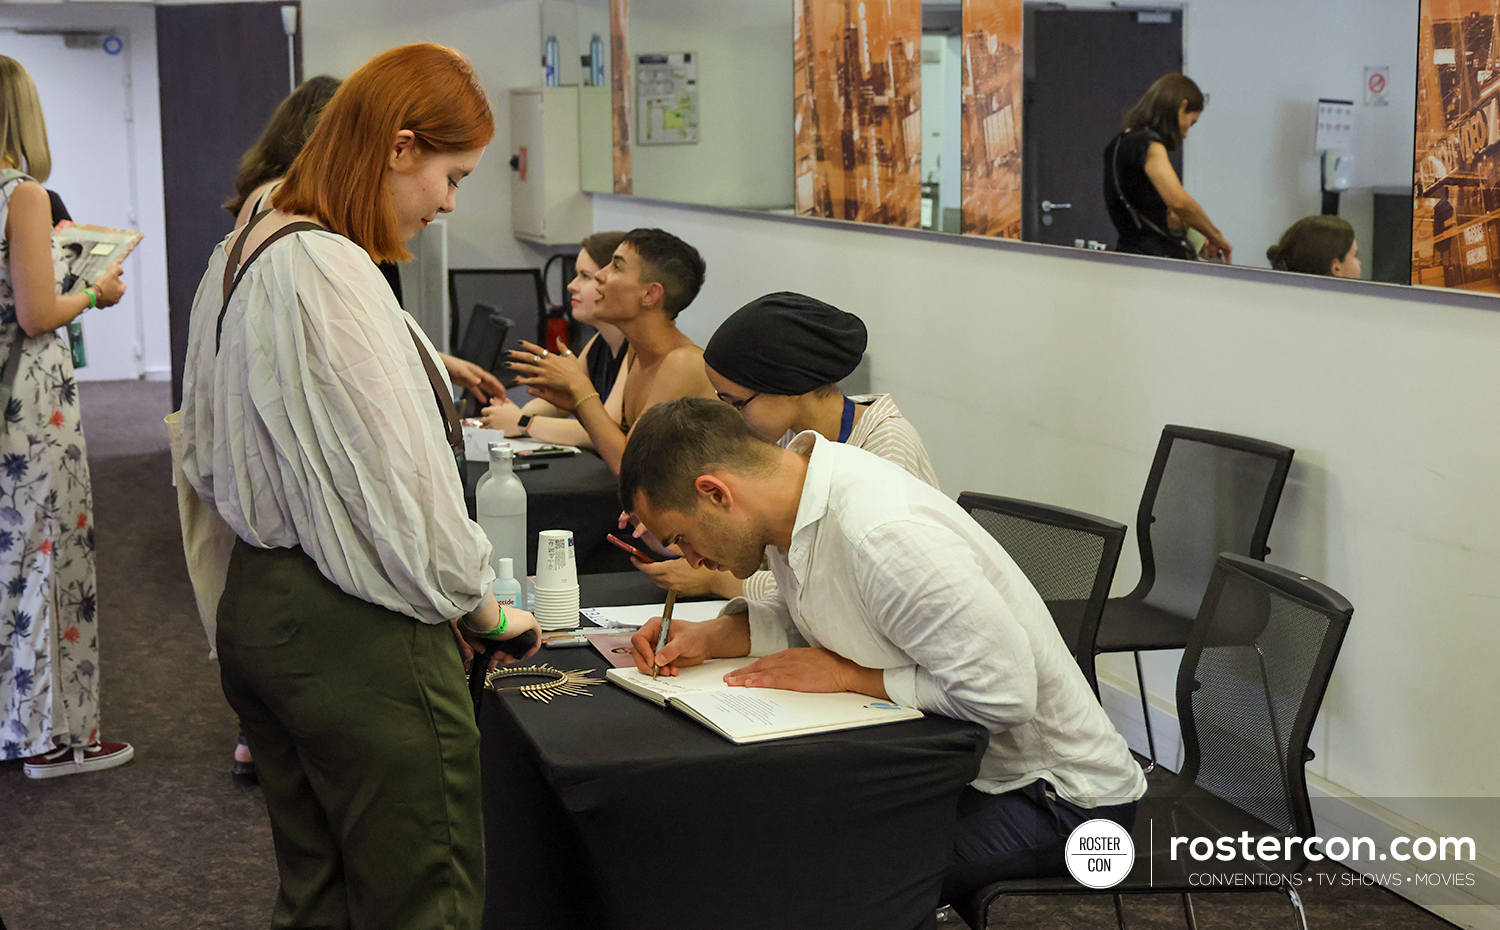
left=180, top=45, right=537, bottom=928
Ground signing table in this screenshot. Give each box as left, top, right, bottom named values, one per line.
left=478, top=574, right=990, bottom=930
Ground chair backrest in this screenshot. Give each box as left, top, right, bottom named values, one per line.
left=1176, top=554, right=1353, bottom=854
left=456, top=304, right=512, bottom=376
left=957, top=492, right=1127, bottom=695
left=448, top=269, right=546, bottom=384
left=1131, top=425, right=1294, bottom=619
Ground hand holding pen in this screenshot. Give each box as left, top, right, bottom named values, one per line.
left=629, top=591, right=715, bottom=677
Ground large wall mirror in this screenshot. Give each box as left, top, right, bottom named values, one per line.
left=566, top=0, right=1420, bottom=289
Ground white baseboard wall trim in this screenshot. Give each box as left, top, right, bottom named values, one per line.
left=1097, top=674, right=1500, bottom=928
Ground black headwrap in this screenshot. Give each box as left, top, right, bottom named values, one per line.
left=703, top=292, right=867, bottom=395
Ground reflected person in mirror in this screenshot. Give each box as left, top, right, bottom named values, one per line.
left=1103, top=73, right=1232, bottom=263
left=1267, top=215, right=1361, bottom=279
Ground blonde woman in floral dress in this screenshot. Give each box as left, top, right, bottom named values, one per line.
left=0, top=55, right=130, bottom=779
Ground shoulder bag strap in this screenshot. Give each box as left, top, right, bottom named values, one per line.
left=214, top=217, right=323, bottom=354
left=222, top=208, right=274, bottom=303
left=405, top=323, right=464, bottom=454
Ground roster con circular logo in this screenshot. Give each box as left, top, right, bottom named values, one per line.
left=1065, top=819, right=1135, bottom=889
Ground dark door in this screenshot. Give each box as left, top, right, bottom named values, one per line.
left=158, top=2, right=300, bottom=408
left=1023, top=8, right=1182, bottom=248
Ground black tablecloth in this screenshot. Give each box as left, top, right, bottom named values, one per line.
left=465, top=453, right=634, bottom=576
left=479, top=597, right=989, bottom=930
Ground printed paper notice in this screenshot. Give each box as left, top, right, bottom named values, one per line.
left=636, top=52, right=698, bottom=145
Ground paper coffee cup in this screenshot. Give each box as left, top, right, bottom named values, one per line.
left=535, top=529, right=578, bottom=588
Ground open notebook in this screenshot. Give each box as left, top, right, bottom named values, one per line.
left=606, top=659, right=923, bottom=745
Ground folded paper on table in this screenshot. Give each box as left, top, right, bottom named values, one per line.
left=585, top=629, right=639, bottom=667
left=581, top=599, right=729, bottom=628
left=606, top=659, right=924, bottom=744
left=462, top=424, right=581, bottom=462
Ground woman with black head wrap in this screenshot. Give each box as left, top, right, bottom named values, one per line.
left=627, top=292, right=939, bottom=600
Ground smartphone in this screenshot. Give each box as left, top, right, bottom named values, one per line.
left=607, top=533, right=656, bottom=563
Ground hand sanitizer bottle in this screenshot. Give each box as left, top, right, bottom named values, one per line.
left=493, top=557, right=523, bottom=611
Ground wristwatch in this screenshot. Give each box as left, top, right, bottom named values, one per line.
left=516, top=414, right=533, bottom=437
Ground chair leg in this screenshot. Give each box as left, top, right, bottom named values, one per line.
left=1113, top=893, right=1128, bottom=929
left=1180, top=892, right=1198, bottom=930
left=1133, top=652, right=1158, bottom=769
left=1285, top=884, right=1310, bottom=930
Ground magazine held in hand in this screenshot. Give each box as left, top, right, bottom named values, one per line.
left=55, top=222, right=143, bottom=369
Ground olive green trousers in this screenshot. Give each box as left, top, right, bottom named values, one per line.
left=218, top=542, right=483, bottom=930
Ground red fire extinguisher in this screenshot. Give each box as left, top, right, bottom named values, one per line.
left=542, top=252, right=574, bottom=354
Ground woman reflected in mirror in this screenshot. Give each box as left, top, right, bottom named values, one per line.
left=1267, top=215, right=1361, bottom=279
left=1104, top=73, right=1232, bottom=263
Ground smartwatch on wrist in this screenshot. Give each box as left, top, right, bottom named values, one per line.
left=516, top=414, right=533, bottom=437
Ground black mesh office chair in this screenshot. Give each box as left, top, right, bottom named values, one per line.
left=453, top=305, right=511, bottom=417
left=957, top=492, right=1126, bottom=696
left=1097, top=426, right=1294, bottom=764
left=955, top=554, right=1353, bottom=930
left=447, top=269, right=546, bottom=386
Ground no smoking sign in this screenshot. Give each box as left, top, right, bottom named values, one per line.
left=1365, top=66, right=1390, bottom=107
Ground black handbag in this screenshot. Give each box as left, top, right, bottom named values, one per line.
left=1109, top=135, right=1197, bottom=261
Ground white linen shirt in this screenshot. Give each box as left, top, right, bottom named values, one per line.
left=730, top=432, right=1146, bottom=806
left=180, top=229, right=494, bottom=625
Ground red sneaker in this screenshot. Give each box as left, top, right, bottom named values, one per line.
left=22, top=740, right=135, bottom=779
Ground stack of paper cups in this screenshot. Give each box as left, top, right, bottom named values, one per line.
left=531, top=529, right=580, bottom=630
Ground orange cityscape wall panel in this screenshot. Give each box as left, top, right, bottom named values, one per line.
left=794, top=0, right=922, bottom=227
left=1414, top=0, right=1500, bottom=291
left=960, top=0, right=1022, bottom=239
left=611, top=0, right=633, bottom=195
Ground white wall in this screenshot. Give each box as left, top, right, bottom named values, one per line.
left=627, top=0, right=793, bottom=210
left=301, top=0, right=577, bottom=272
left=0, top=4, right=171, bottom=382
left=595, top=193, right=1500, bottom=918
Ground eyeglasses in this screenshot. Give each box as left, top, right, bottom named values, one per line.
left=717, top=391, right=760, bottom=411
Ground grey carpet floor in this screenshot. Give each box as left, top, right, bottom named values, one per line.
left=0, top=380, right=1461, bottom=930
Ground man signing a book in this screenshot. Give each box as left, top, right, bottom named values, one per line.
left=621, top=398, right=1145, bottom=899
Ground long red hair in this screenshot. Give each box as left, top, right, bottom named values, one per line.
left=274, top=44, right=494, bottom=263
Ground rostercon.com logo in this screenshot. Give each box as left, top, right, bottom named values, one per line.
left=1066, top=819, right=1136, bottom=888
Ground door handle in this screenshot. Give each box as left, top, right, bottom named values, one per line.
left=1041, top=200, right=1072, bottom=212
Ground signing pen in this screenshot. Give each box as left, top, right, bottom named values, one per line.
left=651, top=589, right=677, bottom=679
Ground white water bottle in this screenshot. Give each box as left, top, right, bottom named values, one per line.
left=475, top=442, right=528, bottom=605
left=493, top=557, right=523, bottom=611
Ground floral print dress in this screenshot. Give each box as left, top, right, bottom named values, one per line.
left=0, top=171, right=99, bottom=759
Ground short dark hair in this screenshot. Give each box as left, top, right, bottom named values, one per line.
left=580, top=230, right=628, bottom=269
left=620, top=398, right=777, bottom=513
left=621, top=227, right=706, bottom=319
left=1122, top=73, right=1204, bottom=152
left=1266, top=215, right=1355, bottom=276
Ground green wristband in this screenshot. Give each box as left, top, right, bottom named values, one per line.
left=84, top=287, right=98, bottom=310
left=473, top=604, right=509, bottom=640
